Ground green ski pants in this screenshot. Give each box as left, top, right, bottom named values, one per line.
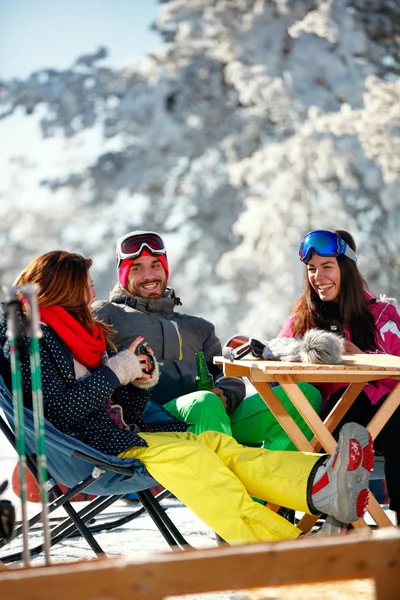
left=163, top=383, right=322, bottom=451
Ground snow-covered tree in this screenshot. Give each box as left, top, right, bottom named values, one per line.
left=1, top=0, right=399, bottom=339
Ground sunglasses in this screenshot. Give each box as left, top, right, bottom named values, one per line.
left=222, top=335, right=266, bottom=362
left=299, top=230, right=357, bottom=264
left=116, top=231, right=166, bottom=266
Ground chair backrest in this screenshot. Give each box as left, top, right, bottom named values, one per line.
left=0, top=376, right=159, bottom=496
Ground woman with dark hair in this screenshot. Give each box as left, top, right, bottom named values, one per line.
left=0, top=250, right=374, bottom=544
left=280, top=229, right=400, bottom=525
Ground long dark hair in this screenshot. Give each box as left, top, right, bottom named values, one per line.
left=292, top=230, right=377, bottom=350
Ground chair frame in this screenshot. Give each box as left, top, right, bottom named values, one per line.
left=0, top=408, right=190, bottom=565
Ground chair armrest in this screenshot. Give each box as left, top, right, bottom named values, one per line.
left=72, top=450, right=136, bottom=476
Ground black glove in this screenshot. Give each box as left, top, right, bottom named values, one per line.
left=0, top=480, right=15, bottom=543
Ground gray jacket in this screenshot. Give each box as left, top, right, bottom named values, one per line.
left=92, top=284, right=245, bottom=413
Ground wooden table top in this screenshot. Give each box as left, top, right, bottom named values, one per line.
left=215, top=353, right=400, bottom=382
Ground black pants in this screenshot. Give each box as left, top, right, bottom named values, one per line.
left=322, top=388, right=400, bottom=511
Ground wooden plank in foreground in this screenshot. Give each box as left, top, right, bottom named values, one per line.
left=243, top=578, right=375, bottom=600
left=0, top=529, right=399, bottom=600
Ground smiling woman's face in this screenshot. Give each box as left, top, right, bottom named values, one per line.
left=306, top=252, right=341, bottom=302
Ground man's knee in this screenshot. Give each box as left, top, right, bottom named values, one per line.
left=175, top=390, right=233, bottom=436
left=184, top=390, right=223, bottom=413
left=197, top=390, right=221, bottom=404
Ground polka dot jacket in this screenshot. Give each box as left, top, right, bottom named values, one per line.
left=0, top=308, right=189, bottom=456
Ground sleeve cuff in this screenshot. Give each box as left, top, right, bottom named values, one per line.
left=102, top=365, right=122, bottom=389
left=132, top=359, right=160, bottom=389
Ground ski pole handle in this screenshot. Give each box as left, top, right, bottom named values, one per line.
left=20, top=284, right=42, bottom=340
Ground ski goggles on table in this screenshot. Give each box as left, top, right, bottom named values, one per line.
left=116, top=231, right=167, bottom=267
left=299, top=230, right=357, bottom=264
left=222, top=334, right=266, bottom=362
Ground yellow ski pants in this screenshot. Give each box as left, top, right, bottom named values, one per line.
left=118, top=430, right=321, bottom=545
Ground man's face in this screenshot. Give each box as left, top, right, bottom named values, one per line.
left=127, top=254, right=167, bottom=299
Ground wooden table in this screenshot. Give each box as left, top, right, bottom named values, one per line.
left=215, top=353, right=400, bottom=530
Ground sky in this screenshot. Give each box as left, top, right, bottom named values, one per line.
left=0, top=0, right=160, bottom=79
left=0, top=0, right=161, bottom=211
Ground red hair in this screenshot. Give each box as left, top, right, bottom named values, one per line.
left=14, top=250, right=115, bottom=350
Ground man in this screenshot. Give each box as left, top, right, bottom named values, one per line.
left=93, top=230, right=322, bottom=450
left=92, top=230, right=245, bottom=436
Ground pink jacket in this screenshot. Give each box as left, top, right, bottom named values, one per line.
left=279, top=292, right=400, bottom=406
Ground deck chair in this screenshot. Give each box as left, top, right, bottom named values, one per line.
left=0, top=375, right=190, bottom=564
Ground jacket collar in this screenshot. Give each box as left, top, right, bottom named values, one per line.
left=109, top=283, right=181, bottom=317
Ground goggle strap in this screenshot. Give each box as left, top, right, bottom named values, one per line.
left=343, top=245, right=357, bottom=263
left=222, top=339, right=251, bottom=362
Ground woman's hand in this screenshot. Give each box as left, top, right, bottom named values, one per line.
left=343, top=339, right=363, bottom=354
left=127, top=338, right=154, bottom=381
left=107, top=339, right=146, bottom=386
left=127, top=336, right=144, bottom=354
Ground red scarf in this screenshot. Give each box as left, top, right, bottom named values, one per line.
left=40, top=306, right=106, bottom=369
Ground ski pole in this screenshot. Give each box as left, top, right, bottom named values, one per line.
left=3, top=286, right=30, bottom=566
left=23, top=284, right=51, bottom=564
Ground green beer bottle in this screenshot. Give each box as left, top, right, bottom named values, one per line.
left=195, top=351, right=214, bottom=391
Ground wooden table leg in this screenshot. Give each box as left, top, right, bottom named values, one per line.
left=281, top=377, right=397, bottom=527
left=296, top=513, right=319, bottom=533
left=316, top=383, right=395, bottom=527
left=368, top=493, right=393, bottom=528
left=256, top=378, right=381, bottom=529
left=321, top=382, right=366, bottom=448
left=279, top=377, right=338, bottom=452
left=250, top=381, right=314, bottom=451
left=366, top=385, right=400, bottom=527
left=367, top=384, right=400, bottom=441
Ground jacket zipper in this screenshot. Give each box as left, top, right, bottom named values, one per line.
left=171, top=321, right=183, bottom=360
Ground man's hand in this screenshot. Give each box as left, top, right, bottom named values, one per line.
left=211, top=387, right=227, bottom=409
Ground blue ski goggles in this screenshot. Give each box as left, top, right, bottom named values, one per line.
left=299, top=230, right=357, bottom=264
